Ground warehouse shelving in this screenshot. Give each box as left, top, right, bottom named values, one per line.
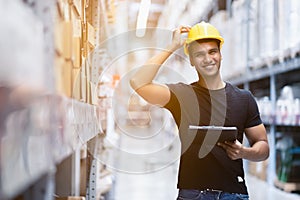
left=228, top=56, right=300, bottom=86
left=0, top=95, right=102, bottom=199
left=0, top=0, right=117, bottom=199
left=222, top=0, right=300, bottom=192
left=230, top=54, right=300, bottom=188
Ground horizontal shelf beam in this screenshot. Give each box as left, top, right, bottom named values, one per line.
left=228, top=56, right=300, bottom=85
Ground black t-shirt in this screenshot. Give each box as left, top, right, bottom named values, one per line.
left=164, top=82, right=262, bottom=194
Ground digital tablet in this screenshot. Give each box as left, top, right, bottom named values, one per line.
left=189, top=125, right=238, bottom=143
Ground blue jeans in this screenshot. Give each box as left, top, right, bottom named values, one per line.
left=177, top=189, right=249, bottom=200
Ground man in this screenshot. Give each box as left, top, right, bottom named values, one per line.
left=130, top=21, right=269, bottom=200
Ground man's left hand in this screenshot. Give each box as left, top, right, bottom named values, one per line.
left=217, top=140, right=244, bottom=160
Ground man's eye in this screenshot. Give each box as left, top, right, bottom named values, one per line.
left=210, top=50, right=219, bottom=54
left=195, top=53, right=204, bottom=57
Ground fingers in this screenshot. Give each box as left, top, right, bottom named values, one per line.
left=217, top=141, right=235, bottom=148
left=179, top=26, right=191, bottom=33
left=218, top=140, right=242, bottom=160
left=173, top=26, right=191, bottom=34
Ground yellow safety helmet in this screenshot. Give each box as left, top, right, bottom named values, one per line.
left=184, top=21, right=224, bottom=55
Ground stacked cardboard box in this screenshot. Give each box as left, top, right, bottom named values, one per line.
left=54, top=0, right=102, bottom=104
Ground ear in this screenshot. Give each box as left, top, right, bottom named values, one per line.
left=189, top=55, right=195, bottom=66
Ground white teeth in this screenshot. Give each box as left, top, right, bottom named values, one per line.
left=205, top=64, right=214, bottom=69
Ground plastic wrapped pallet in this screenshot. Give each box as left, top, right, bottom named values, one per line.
left=257, top=0, right=275, bottom=62
left=247, top=0, right=260, bottom=69
left=277, top=0, right=300, bottom=60
left=289, top=0, right=300, bottom=57
left=231, top=0, right=247, bottom=76
left=0, top=0, right=46, bottom=89
left=277, top=0, right=291, bottom=61
left=209, top=11, right=233, bottom=80
left=221, top=18, right=236, bottom=80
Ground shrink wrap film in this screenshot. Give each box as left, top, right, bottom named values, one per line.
left=231, top=0, right=247, bottom=74
left=258, top=0, right=275, bottom=60
left=0, top=0, right=45, bottom=88
left=69, top=0, right=83, bottom=18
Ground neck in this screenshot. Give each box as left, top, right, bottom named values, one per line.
left=197, top=75, right=226, bottom=90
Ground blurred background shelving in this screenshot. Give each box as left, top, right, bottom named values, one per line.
left=1, top=0, right=300, bottom=200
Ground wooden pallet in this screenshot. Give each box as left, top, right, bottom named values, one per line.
left=274, top=179, right=300, bottom=193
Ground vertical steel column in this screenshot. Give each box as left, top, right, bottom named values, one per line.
left=242, top=0, right=251, bottom=173
left=87, top=157, right=98, bottom=200
left=226, top=0, right=232, bottom=18
left=266, top=0, right=278, bottom=187
left=72, top=149, right=81, bottom=196
left=86, top=137, right=99, bottom=200
left=245, top=0, right=251, bottom=91
left=268, top=73, right=277, bottom=186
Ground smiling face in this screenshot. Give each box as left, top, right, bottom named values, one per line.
left=188, top=39, right=222, bottom=79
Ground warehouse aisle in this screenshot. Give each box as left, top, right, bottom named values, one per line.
left=108, top=124, right=300, bottom=200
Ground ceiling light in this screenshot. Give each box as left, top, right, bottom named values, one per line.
left=136, top=0, right=151, bottom=37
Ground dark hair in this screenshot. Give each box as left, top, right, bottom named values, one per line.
left=196, top=39, right=221, bottom=49
left=188, top=39, right=221, bottom=53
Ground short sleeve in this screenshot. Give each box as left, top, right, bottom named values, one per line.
left=245, top=92, right=262, bottom=128
left=164, top=84, right=181, bottom=126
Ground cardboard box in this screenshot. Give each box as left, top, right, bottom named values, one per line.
left=54, top=59, right=72, bottom=97
left=80, top=158, right=87, bottom=196
left=54, top=20, right=64, bottom=57
left=62, top=21, right=73, bottom=60
left=62, top=60, right=73, bottom=97
left=81, top=57, right=87, bottom=102
left=85, top=61, right=91, bottom=104
left=87, top=22, right=95, bottom=47
left=56, top=0, right=67, bottom=19
left=54, top=56, right=65, bottom=95
left=69, top=0, right=82, bottom=18
left=54, top=20, right=73, bottom=60
left=72, top=15, right=82, bottom=37
left=72, top=37, right=82, bottom=68
left=72, top=68, right=81, bottom=100
left=54, top=56, right=72, bottom=97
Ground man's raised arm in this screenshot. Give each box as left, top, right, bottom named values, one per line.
left=130, top=26, right=189, bottom=107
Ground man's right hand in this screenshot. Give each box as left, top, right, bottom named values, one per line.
left=170, top=26, right=191, bottom=51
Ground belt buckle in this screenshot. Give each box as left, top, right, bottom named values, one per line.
left=206, top=188, right=223, bottom=193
